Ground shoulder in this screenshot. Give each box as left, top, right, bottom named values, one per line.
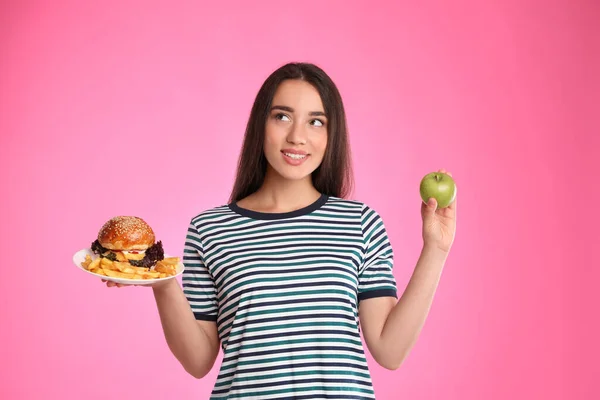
left=189, top=203, right=236, bottom=230
left=324, top=196, right=367, bottom=212
left=324, top=196, right=388, bottom=236
left=325, top=196, right=382, bottom=219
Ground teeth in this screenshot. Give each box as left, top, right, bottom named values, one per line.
left=284, top=153, right=306, bottom=160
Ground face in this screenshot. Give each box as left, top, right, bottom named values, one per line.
left=263, top=79, right=328, bottom=182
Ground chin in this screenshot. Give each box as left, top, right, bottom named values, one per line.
left=268, top=163, right=318, bottom=182
left=281, top=171, right=313, bottom=181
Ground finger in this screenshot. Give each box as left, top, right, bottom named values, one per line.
left=448, top=195, right=457, bottom=211
left=425, top=197, right=438, bottom=213
left=439, top=168, right=453, bottom=177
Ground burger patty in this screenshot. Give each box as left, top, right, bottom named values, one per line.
left=91, top=239, right=165, bottom=268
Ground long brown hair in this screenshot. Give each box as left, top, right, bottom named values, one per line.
left=229, top=62, right=354, bottom=203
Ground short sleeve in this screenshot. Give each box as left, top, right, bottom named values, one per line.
left=182, top=221, right=219, bottom=321
left=358, top=206, right=397, bottom=302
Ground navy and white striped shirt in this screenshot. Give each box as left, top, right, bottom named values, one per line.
left=182, top=194, right=397, bottom=399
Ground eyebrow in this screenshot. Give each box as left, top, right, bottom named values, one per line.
left=271, top=105, right=326, bottom=117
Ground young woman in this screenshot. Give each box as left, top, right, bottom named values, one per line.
left=105, top=62, right=457, bottom=399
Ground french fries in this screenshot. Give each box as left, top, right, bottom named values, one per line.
left=81, top=253, right=179, bottom=280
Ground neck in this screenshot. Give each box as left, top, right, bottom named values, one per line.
left=251, top=167, right=322, bottom=213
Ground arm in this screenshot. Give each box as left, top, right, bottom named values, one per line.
left=152, top=279, right=220, bottom=379
left=359, top=244, right=448, bottom=370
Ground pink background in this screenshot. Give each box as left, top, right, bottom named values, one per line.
left=1, top=1, right=598, bottom=399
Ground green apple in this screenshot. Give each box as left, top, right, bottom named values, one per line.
left=419, top=172, right=457, bottom=208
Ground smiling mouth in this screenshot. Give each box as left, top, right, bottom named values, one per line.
left=282, top=152, right=308, bottom=160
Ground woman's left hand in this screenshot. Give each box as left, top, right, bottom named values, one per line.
left=421, top=169, right=457, bottom=254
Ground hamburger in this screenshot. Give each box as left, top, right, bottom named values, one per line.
left=90, top=216, right=165, bottom=269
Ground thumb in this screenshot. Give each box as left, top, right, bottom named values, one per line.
left=426, top=197, right=438, bottom=213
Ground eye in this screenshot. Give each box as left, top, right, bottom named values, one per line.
left=274, top=113, right=291, bottom=122
left=311, top=119, right=325, bottom=127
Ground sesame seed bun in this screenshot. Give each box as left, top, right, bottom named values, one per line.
left=97, top=216, right=155, bottom=251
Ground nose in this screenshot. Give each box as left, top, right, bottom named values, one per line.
left=286, top=122, right=307, bottom=145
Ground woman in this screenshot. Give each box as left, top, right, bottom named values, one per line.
left=106, top=62, right=457, bottom=399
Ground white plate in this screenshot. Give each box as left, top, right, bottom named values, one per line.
left=73, top=248, right=184, bottom=286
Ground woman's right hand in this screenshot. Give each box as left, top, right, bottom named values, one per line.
left=102, top=279, right=135, bottom=288
left=101, top=278, right=173, bottom=289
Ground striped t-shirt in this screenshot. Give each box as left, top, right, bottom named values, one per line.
left=182, top=194, right=397, bottom=399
